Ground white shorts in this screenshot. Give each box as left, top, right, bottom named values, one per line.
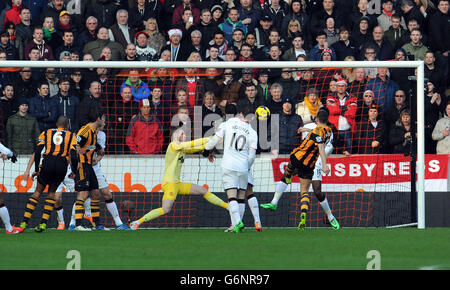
left=248, top=169, right=254, bottom=186
left=222, top=168, right=248, bottom=191
left=93, top=164, right=109, bottom=189
left=312, top=159, right=322, bottom=181
left=56, top=165, right=75, bottom=192
left=56, top=164, right=109, bottom=192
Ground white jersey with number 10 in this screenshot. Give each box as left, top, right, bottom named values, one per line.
left=215, top=117, right=258, bottom=172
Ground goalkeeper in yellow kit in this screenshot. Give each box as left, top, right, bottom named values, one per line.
left=130, top=126, right=229, bottom=229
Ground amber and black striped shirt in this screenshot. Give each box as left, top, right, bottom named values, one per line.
left=73, top=123, right=98, bottom=165
left=37, top=128, right=76, bottom=158
left=291, top=125, right=333, bottom=169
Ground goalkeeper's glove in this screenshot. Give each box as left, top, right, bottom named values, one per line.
left=10, top=155, right=17, bottom=163
left=202, top=149, right=211, bottom=158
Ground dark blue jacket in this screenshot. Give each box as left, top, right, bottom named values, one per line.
left=28, top=94, right=58, bottom=131
left=277, top=111, right=303, bottom=154
left=54, top=93, right=80, bottom=133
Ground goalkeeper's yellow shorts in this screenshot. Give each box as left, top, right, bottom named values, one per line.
left=162, top=182, right=192, bottom=201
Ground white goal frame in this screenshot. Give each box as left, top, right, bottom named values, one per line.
left=0, top=60, right=426, bottom=229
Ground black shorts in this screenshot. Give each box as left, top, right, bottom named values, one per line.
left=75, top=163, right=99, bottom=192
left=37, top=156, right=68, bottom=187
left=289, top=154, right=314, bottom=180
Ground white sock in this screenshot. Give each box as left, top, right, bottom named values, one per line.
left=56, top=207, right=64, bottom=225
left=69, top=202, right=76, bottom=226
left=320, top=198, right=335, bottom=222
left=84, top=197, right=92, bottom=216
left=272, top=181, right=288, bottom=205
left=106, top=200, right=123, bottom=226
left=247, top=196, right=261, bottom=225
left=228, top=200, right=240, bottom=227
left=0, top=206, right=13, bottom=232
left=238, top=202, right=245, bottom=220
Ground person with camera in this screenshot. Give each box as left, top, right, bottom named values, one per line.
left=424, top=82, right=443, bottom=153
left=401, top=28, right=428, bottom=61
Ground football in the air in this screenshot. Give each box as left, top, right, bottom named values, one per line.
left=255, top=106, right=271, bottom=121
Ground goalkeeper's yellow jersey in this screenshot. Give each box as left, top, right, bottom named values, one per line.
left=162, top=137, right=210, bottom=185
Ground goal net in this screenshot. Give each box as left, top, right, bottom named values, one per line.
left=0, top=60, right=426, bottom=229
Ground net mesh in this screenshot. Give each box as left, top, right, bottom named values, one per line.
left=0, top=64, right=418, bottom=228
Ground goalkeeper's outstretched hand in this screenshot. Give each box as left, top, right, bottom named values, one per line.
left=10, top=155, right=17, bottom=163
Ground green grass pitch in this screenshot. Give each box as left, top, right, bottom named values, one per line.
left=1, top=228, right=449, bottom=270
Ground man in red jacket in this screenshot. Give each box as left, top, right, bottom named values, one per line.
left=326, top=78, right=358, bottom=156
left=4, top=0, right=23, bottom=26
left=126, top=99, right=164, bottom=154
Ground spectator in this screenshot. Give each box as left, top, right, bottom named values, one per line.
left=83, top=27, right=125, bottom=61
left=161, top=28, right=189, bottom=61
left=129, top=0, right=162, bottom=32
left=310, top=0, right=343, bottom=36
left=210, top=4, right=224, bottom=26
left=256, top=69, right=271, bottom=103
left=237, top=83, right=263, bottom=115
left=281, top=0, right=310, bottom=48
left=230, top=28, right=245, bottom=52
left=24, top=27, right=54, bottom=60
left=172, top=0, right=200, bottom=27
left=14, top=7, right=33, bottom=53
left=266, top=44, right=283, bottom=82
left=378, top=0, right=406, bottom=32
left=295, top=87, right=322, bottom=126
left=349, top=0, right=378, bottom=32
left=424, top=82, right=443, bottom=153
left=55, top=30, right=81, bottom=60
left=254, top=14, right=273, bottom=49
left=108, top=9, right=134, bottom=50
left=401, top=28, right=428, bottom=60
left=326, top=78, right=358, bottom=155
left=276, top=68, right=300, bottom=100
left=274, top=96, right=303, bottom=154
left=401, top=0, right=425, bottom=29
left=399, top=17, right=429, bottom=48
left=28, top=82, right=58, bottom=131
left=0, top=29, right=19, bottom=60
left=68, top=69, right=85, bottom=100
left=126, top=98, right=164, bottom=155
left=202, top=91, right=222, bottom=137
left=383, top=13, right=408, bottom=51
left=86, top=0, right=118, bottom=29
left=78, top=16, right=98, bottom=50
left=6, top=98, right=40, bottom=155
left=0, top=84, right=18, bottom=141
left=365, top=67, right=399, bottom=111
left=149, top=86, right=171, bottom=147
left=12, top=67, right=36, bottom=100
left=120, top=69, right=152, bottom=103
left=196, top=9, right=215, bottom=48
left=124, top=43, right=137, bottom=61
left=265, top=82, right=284, bottom=115
left=360, top=26, right=394, bottom=60
left=78, top=81, right=102, bottom=127
left=41, top=15, right=62, bottom=54
left=187, top=30, right=206, bottom=59
left=208, top=31, right=229, bottom=57
left=331, top=26, right=358, bottom=61
left=297, top=68, right=318, bottom=102
left=263, top=0, right=288, bottom=33
left=309, top=31, right=336, bottom=61
left=245, top=31, right=265, bottom=60
left=218, top=7, right=248, bottom=45
left=354, top=104, right=385, bottom=154
left=56, top=10, right=78, bottom=38
left=108, top=86, right=138, bottom=154
left=4, top=0, right=23, bottom=27
left=323, top=16, right=339, bottom=47
left=356, top=89, right=377, bottom=121
left=389, top=108, right=413, bottom=155
left=352, top=16, right=371, bottom=55
left=427, top=0, right=449, bottom=85
left=205, top=44, right=223, bottom=61
left=174, top=66, right=205, bottom=108
left=135, top=31, right=158, bottom=61
left=53, top=77, right=79, bottom=132
left=282, top=34, right=307, bottom=61
left=237, top=0, right=261, bottom=33
left=424, top=50, right=447, bottom=96
left=144, top=18, right=166, bottom=55
left=432, top=101, right=450, bottom=154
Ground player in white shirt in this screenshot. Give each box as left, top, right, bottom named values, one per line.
left=261, top=107, right=340, bottom=230
left=204, top=106, right=258, bottom=233
left=0, top=142, right=23, bottom=234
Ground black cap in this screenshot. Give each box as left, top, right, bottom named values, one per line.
left=0, top=30, right=8, bottom=37
left=261, top=14, right=272, bottom=22
left=282, top=96, right=294, bottom=105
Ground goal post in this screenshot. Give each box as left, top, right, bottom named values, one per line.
left=0, top=60, right=426, bottom=229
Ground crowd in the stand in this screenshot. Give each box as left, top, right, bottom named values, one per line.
left=0, top=0, right=449, bottom=157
